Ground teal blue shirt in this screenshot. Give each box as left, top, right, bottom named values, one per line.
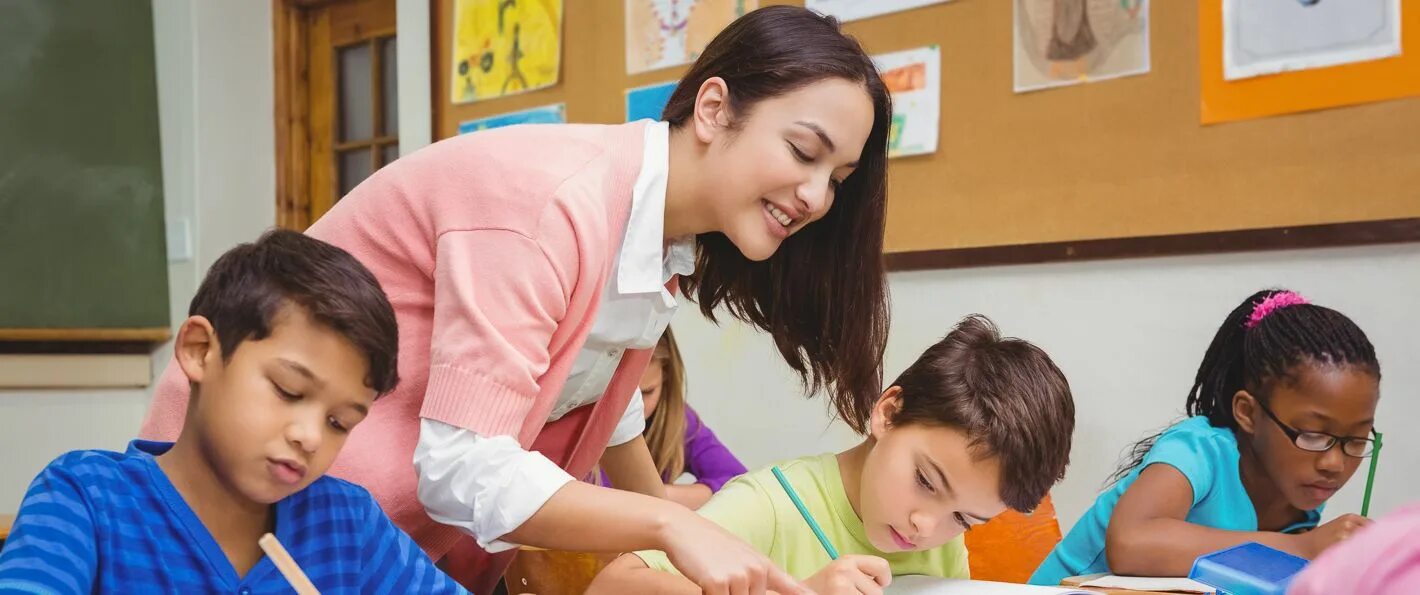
left=1030, top=416, right=1322, bottom=585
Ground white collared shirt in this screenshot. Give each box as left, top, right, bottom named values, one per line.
left=414, top=122, right=694, bottom=552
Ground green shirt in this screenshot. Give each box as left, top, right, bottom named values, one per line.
left=635, top=453, right=970, bottom=580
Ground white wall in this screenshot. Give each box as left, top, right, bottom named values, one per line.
left=0, top=0, right=275, bottom=512
left=679, top=243, right=1420, bottom=532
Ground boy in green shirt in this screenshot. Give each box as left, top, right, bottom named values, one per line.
left=588, top=315, right=1077, bottom=594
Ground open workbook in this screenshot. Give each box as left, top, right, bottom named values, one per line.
left=885, top=576, right=1092, bottom=595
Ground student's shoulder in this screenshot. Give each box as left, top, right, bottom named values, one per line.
left=1141, top=416, right=1239, bottom=487
left=1152, top=416, right=1238, bottom=454
left=38, top=447, right=147, bottom=486
left=735, top=453, right=834, bottom=488
left=720, top=453, right=839, bottom=513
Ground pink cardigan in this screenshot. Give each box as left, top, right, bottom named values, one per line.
left=1290, top=502, right=1420, bottom=595
left=141, top=122, right=660, bottom=576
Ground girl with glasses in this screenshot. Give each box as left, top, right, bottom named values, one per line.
left=1032, top=289, right=1382, bottom=585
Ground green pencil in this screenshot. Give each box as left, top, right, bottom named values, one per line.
left=771, top=466, right=839, bottom=560
left=1361, top=430, right=1383, bottom=517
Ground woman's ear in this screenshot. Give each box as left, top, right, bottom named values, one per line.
left=692, top=76, right=732, bottom=144
left=174, top=315, right=220, bottom=385
left=1232, top=389, right=1260, bottom=435
left=869, top=386, right=904, bottom=441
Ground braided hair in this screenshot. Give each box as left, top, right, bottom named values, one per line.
left=1107, top=289, right=1381, bottom=486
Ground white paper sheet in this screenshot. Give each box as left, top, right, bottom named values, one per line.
left=1223, top=0, right=1401, bottom=81
left=1080, top=574, right=1216, bottom=593
left=872, top=45, right=940, bottom=159
left=886, top=575, right=1090, bottom=595
left=806, top=0, right=951, bottom=23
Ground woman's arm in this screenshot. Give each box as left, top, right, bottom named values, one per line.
left=506, top=481, right=805, bottom=595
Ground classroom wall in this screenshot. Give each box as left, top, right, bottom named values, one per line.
left=677, top=243, right=1420, bottom=532
left=0, top=0, right=275, bottom=512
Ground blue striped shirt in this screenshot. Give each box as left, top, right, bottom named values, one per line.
left=0, top=440, right=469, bottom=594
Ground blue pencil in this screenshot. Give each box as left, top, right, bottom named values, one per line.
left=771, top=466, right=840, bottom=560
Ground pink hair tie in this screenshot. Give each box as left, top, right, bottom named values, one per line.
left=1245, top=291, right=1310, bottom=329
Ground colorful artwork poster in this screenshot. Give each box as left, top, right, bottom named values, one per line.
left=806, top=0, right=951, bottom=23
left=457, top=103, right=566, bottom=134
left=873, top=46, right=940, bottom=158
left=1223, top=0, right=1400, bottom=81
left=450, top=0, right=563, bottom=104
left=625, top=0, right=757, bottom=74
left=1200, top=0, right=1420, bottom=124
left=1014, top=0, right=1150, bottom=93
left=625, top=81, right=679, bottom=122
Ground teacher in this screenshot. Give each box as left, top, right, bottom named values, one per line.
left=141, top=6, right=890, bottom=594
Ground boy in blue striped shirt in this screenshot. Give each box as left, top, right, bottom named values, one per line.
left=0, top=230, right=468, bottom=594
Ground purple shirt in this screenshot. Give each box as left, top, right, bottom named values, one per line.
left=598, top=407, right=747, bottom=491
left=681, top=407, right=748, bottom=492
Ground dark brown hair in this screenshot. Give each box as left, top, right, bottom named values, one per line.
left=663, top=5, right=892, bottom=433
left=189, top=229, right=400, bottom=395
left=888, top=315, right=1075, bottom=512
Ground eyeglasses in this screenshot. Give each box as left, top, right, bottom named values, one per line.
left=1255, top=398, right=1379, bottom=458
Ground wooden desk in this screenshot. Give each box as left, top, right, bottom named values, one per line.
left=1063, top=573, right=1194, bottom=595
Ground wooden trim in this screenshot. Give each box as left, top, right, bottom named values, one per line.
left=308, top=8, right=337, bottom=219
left=333, top=28, right=397, bottom=48
left=0, top=328, right=171, bottom=342
left=273, top=0, right=313, bottom=230
left=885, top=218, right=1420, bottom=272
left=372, top=36, right=385, bottom=166
left=0, top=354, right=152, bottom=389
left=333, top=135, right=397, bottom=151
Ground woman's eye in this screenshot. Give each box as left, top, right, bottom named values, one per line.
left=788, top=143, right=812, bottom=163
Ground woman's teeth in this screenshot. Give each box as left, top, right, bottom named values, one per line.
left=765, top=202, right=793, bottom=227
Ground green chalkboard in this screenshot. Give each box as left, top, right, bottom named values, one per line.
left=0, top=0, right=169, bottom=335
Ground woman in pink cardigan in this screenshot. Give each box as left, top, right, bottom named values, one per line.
left=141, top=6, right=890, bottom=594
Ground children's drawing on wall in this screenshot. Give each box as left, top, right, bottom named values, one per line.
left=625, top=0, right=757, bottom=74
left=873, top=46, right=940, bottom=158
left=450, top=0, right=562, bottom=104
left=1014, top=0, right=1149, bottom=93
left=625, top=81, right=679, bottom=122
left=1223, top=0, right=1400, bottom=81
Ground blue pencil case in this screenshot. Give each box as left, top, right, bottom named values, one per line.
left=1188, top=542, right=1309, bottom=595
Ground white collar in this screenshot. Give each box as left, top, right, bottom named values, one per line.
left=618, top=120, right=695, bottom=295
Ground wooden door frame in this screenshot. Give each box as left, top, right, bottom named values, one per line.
left=273, top=0, right=397, bottom=230
left=273, top=0, right=321, bottom=230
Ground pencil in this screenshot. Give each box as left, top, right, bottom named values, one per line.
left=771, top=466, right=839, bottom=560
left=1361, top=430, right=1383, bottom=517
left=258, top=533, right=321, bottom=595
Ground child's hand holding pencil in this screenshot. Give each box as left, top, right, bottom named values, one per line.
left=803, top=555, right=892, bottom=595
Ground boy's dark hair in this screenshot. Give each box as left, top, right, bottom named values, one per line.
left=1108, top=288, right=1380, bottom=485
left=887, top=315, right=1075, bottom=513
left=188, top=229, right=400, bottom=395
